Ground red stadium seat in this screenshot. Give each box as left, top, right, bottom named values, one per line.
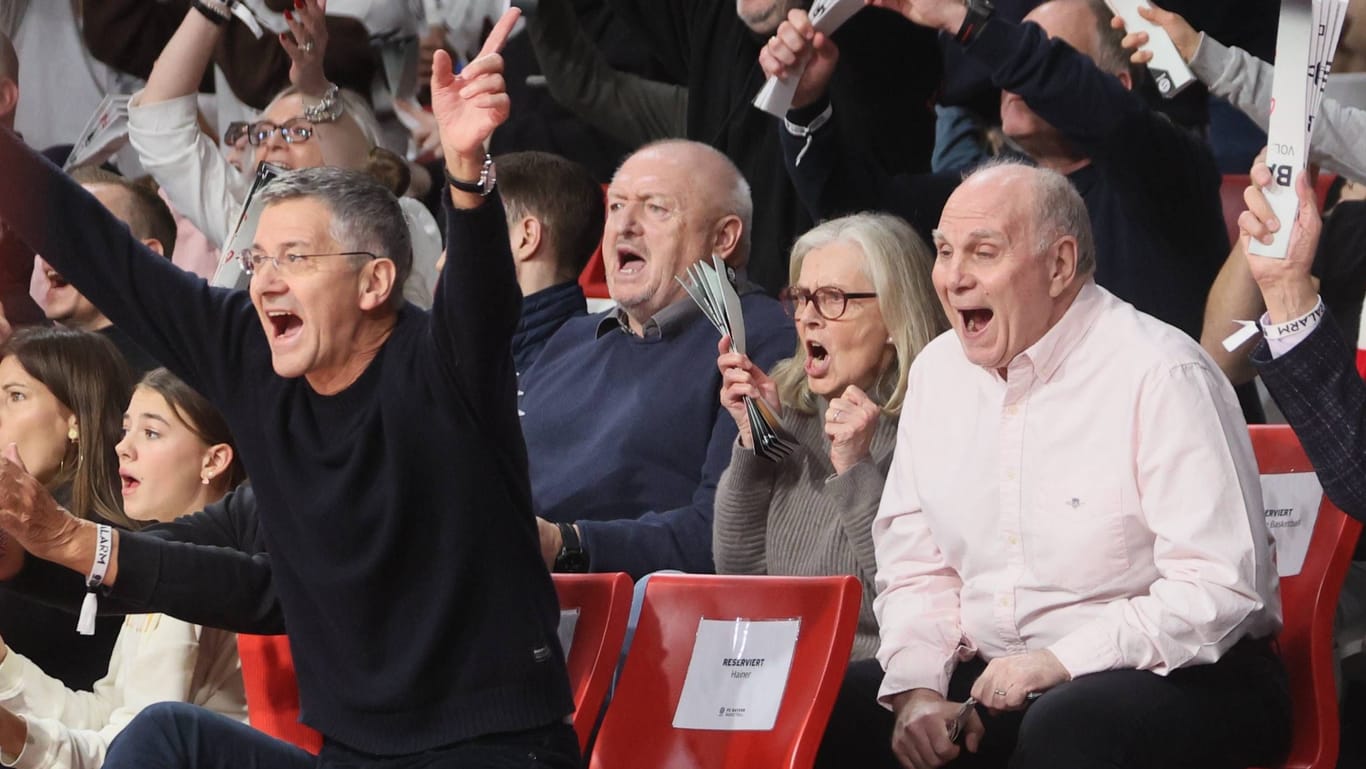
left=553, top=572, right=632, bottom=751
left=578, top=184, right=610, bottom=299
left=236, top=634, right=323, bottom=754
left=588, top=574, right=860, bottom=769
left=1249, top=425, right=1363, bottom=769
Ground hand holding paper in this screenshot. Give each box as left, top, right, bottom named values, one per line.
left=1103, top=0, right=1195, bottom=96
left=717, top=337, right=782, bottom=450
left=1111, top=3, right=1199, bottom=65
left=682, top=258, right=797, bottom=461
left=1240, top=167, right=1322, bottom=324
left=752, top=0, right=861, bottom=117
left=755, top=10, right=840, bottom=113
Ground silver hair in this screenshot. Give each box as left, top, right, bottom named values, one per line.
left=964, top=159, right=1095, bottom=276
left=626, top=140, right=754, bottom=266
left=770, top=212, right=945, bottom=416
left=257, top=167, right=413, bottom=308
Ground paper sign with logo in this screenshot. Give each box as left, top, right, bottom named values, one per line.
left=672, top=618, right=800, bottom=731
left=1261, top=471, right=1323, bottom=577
left=557, top=608, right=580, bottom=659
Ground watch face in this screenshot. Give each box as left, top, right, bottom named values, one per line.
left=482, top=159, right=497, bottom=192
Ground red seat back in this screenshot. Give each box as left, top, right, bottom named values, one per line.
left=553, top=572, right=632, bottom=751
left=1249, top=425, right=1362, bottom=769
left=236, top=634, right=323, bottom=754
left=588, top=574, right=861, bottom=769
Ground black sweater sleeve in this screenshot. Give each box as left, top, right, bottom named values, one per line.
left=966, top=18, right=1226, bottom=250
left=778, top=101, right=959, bottom=242
left=0, top=129, right=262, bottom=407
left=7, top=485, right=285, bottom=634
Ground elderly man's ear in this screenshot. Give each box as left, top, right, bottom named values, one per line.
left=712, top=215, right=744, bottom=266
left=357, top=258, right=399, bottom=311
left=1046, top=235, right=1081, bottom=299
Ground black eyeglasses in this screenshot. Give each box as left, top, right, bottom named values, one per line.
left=235, top=249, right=378, bottom=276
left=778, top=286, right=878, bottom=320
left=223, top=121, right=250, bottom=147
left=245, top=117, right=316, bottom=147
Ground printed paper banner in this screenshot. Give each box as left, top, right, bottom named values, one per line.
left=673, top=618, right=800, bottom=731
left=1104, top=0, right=1195, bottom=97
left=212, top=162, right=286, bottom=290
left=64, top=95, right=131, bottom=171
left=1251, top=0, right=1348, bottom=259
left=557, top=608, right=580, bottom=660
left=752, top=0, right=864, bottom=117
left=1260, top=472, right=1323, bottom=577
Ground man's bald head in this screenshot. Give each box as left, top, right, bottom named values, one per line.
left=640, top=139, right=754, bottom=267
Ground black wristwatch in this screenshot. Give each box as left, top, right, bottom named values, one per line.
left=445, top=154, right=497, bottom=196
left=554, top=522, right=590, bottom=573
left=955, top=0, right=995, bottom=45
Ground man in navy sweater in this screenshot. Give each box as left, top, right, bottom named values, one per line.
left=0, top=10, right=580, bottom=769
left=522, top=140, right=796, bottom=579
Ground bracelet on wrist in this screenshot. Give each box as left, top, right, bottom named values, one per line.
left=192, top=0, right=234, bottom=25
left=303, top=84, right=343, bottom=123
left=76, top=524, right=113, bottom=636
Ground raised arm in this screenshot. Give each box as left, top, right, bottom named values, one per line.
left=427, top=9, right=525, bottom=411
left=127, top=6, right=244, bottom=246
left=0, top=130, right=257, bottom=398
left=528, top=0, right=687, bottom=146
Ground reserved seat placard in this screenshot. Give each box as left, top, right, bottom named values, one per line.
left=672, top=617, right=801, bottom=731
left=1261, top=471, right=1324, bottom=577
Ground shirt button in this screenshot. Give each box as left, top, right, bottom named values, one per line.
left=1005, top=405, right=1019, bottom=416
left=1005, top=470, right=1017, bottom=481
left=999, top=597, right=1010, bottom=607
left=1007, top=534, right=1019, bottom=545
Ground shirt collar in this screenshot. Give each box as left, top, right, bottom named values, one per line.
left=594, top=296, right=702, bottom=339
left=1007, top=280, right=1104, bottom=383
left=593, top=268, right=760, bottom=340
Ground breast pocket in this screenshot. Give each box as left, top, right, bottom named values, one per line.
left=1024, top=482, right=1130, bottom=595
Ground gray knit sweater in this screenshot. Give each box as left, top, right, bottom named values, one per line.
left=713, top=401, right=898, bottom=661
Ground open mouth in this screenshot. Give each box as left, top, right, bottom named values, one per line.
left=804, top=340, right=831, bottom=377
left=960, top=308, right=994, bottom=336
left=119, top=470, right=140, bottom=495
left=266, top=310, right=304, bottom=342
left=616, top=247, right=646, bottom=275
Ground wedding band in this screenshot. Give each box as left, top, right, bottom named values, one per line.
left=993, top=689, right=1008, bottom=696
left=301, top=40, right=315, bottom=53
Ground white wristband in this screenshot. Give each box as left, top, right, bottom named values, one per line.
left=782, top=102, right=833, bottom=167
left=76, top=524, right=113, bottom=636
left=1261, top=296, right=1325, bottom=340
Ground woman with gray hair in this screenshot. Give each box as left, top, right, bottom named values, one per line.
left=713, top=211, right=945, bottom=660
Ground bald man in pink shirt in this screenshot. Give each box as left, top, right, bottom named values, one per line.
left=855, top=162, right=1288, bottom=769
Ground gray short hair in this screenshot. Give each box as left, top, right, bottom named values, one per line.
left=965, top=159, right=1095, bottom=276
left=258, top=167, right=413, bottom=309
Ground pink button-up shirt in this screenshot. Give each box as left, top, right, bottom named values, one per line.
left=873, top=283, right=1281, bottom=701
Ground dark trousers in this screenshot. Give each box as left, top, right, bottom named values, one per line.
left=817, top=639, right=1292, bottom=769
left=103, top=702, right=581, bottom=769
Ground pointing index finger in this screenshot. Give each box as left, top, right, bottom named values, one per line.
left=477, top=8, right=521, bottom=60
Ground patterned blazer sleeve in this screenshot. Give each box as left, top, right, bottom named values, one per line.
left=1254, top=309, right=1366, bottom=523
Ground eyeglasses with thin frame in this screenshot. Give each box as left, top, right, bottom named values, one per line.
left=778, top=285, right=878, bottom=320
left=245, top=117, right=316, bottom=147
left=235, top=249, right=378, bottom=276
left=223, top=121, right=250, bottom=147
